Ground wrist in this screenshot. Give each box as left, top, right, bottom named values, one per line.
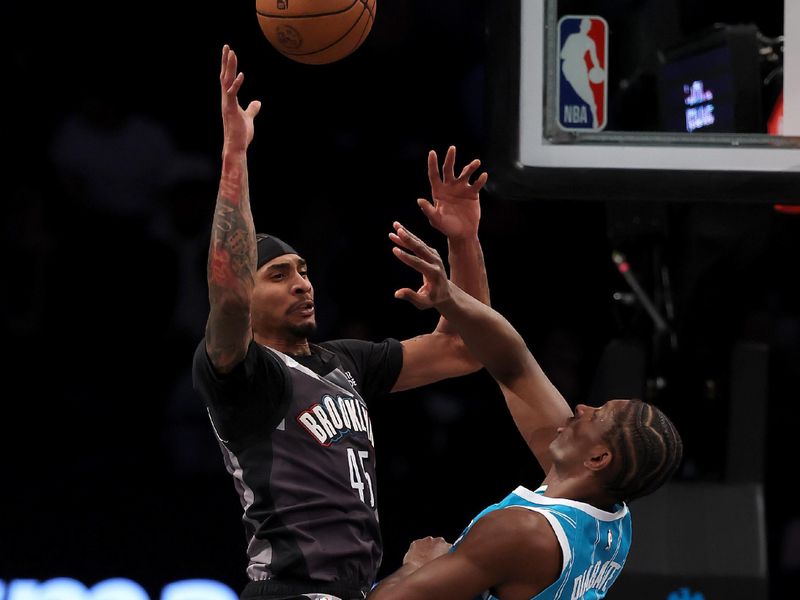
left=433, top=285, right=459, bottom=313
left=222, top=144, right=247, bottom=161
left=221, top=150, right=246, bottom=176
left=447, top=233, right=480, bottom=248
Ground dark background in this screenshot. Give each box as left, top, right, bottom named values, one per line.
left=3, top=1, right=798, bottom=599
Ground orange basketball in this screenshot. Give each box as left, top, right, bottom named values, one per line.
left=256, top=0, right=377, bottom=65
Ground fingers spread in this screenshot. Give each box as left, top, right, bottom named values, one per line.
left=427, top=150, right=440, bottom=188
left=457, top=158, right=481, bottom=182
left=391, top=247, right=430, bottom=287
left=472, top=170, right=489, bottom=192
left=394, top=288, right=429, bottom=310
left=227, top=71, right=244, bottom=96
left=391, top=243, right=438, bottom=282
left=390, top=228, right=444, bottom=293
left=391, top=244, right=422, bottom=268
left=220, top=45, right=229, bottom=79
left=394, top=287, right=415, bottom=301
left=388, top=231, right=410, bottom=251
left=443, top=145, right=456, bottom=182
left=417, top=198, right=435, bottom=221
left=221, top=47, right=240, bottom=89
left=246, top=100, right=262, bottom=118
left=392, top=222, right=437, bottom=260
left=228, top=49, right=238, bottom=82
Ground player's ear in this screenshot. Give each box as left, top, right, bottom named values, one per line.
left=584, top=445, right=613, bottom=472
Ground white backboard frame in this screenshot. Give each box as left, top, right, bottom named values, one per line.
left=517, top=0, right=800, bottom=172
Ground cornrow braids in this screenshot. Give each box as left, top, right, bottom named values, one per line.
left=603, top=400, right=683, bottom=503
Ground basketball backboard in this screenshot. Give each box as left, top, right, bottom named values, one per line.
left=485, top=0, right=799, bottom=203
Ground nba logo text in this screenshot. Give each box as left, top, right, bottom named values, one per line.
left=557, top=15, right=609, bottom=132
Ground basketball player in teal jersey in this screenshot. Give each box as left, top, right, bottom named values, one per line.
left=368, top=224, right=683, bottom=600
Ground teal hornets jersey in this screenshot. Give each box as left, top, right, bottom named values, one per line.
left=452, top=485, right=631, bottom=600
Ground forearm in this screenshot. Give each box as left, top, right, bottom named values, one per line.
left=435, top=235, right=490, bottom=334
left=205, top=150, right=257, bottom=369
left=436, top=283, right=531, bottom=384
left=370, top=563, right=419, bottom=599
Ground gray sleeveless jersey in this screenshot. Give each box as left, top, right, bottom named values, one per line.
left=210, top=346, right=381, bottom=592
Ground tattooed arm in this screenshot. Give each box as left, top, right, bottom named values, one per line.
left=205, top=45, right=263, bottom=374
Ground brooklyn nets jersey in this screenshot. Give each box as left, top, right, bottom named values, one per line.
left=193, top=338, right=401, bottom=596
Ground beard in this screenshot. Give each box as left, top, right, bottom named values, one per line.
left=288, top=321, right=317, bottom=339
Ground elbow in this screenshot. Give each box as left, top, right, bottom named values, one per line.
left=463, top=354, right=484, bottom=375
left=451, top=335, right=484, bottom=375
left=205, top=326, right=251, bottom=374
left=207, top=297, right=251, bottom=334
left=205, top=299, right=252, bottom=374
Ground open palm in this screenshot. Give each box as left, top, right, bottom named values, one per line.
left=420, top=146, right=488, bottom=240
left=220, top=45, right=260, bottom=155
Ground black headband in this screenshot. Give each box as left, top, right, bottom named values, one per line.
left=256, top=234, right=299, bottom=269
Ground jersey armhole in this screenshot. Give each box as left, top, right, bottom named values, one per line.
left=517, top=507, right=572, bottom=575
left=262, top=347, right=294, bottom=432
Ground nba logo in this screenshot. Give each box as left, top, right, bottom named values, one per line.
left=557, top=15, right=609, bottom=131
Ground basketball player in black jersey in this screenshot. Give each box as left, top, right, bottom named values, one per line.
left=192, top=45, right=491, bottom=600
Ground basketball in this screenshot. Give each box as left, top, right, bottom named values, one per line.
left=256, top=0, right=377, bottom=65
left=588, top=66, right=605, bottom=84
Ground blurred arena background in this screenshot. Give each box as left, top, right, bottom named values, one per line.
left=3, top=1, right=798, bottom=599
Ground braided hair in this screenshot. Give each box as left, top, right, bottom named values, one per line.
left=603, top=400, right=683, bottom=503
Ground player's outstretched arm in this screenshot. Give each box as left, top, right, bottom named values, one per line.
left=391, top=146, right=489, bottom=391
left=419, top=145, right=490, bottom=326
left=390, top=223, right=573, bottom=472
left=205, top=45, right=262, bottom=374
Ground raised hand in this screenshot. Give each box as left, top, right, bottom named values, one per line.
left=220, top=45, right=261, bottom=156
left=389, top=222, right=452, bottom=310
left=418, top=145, right=488, bottom=241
